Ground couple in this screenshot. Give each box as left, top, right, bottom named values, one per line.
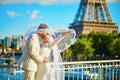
left=18, top=23, right=76, bottom=80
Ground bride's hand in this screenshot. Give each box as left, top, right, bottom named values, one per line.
left=68, top=29, right=73, bottom=33
left=62, top=29, right=73, bottom=36
left=43, top=57, right=49, bottom=63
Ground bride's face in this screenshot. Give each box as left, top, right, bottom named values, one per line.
left=42, top=33, right=50, bottom=44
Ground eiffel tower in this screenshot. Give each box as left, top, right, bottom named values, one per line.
left=69, top=0, right=118, bottom=37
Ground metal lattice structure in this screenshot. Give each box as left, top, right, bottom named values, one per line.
left=69, top=0, right=118, bottom=37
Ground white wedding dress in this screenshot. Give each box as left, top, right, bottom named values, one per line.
left=35, top=46, right=54, bottom=80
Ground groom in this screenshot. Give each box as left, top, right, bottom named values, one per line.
left=22, top=23, right=51, bottom=80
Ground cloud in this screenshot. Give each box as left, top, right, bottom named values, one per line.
left=26, top=24, right=38, bottom=29
left=31, top=10, right=40, bottom=19
left=0, top=0, right=79, bottom=5
left=106, top=0, right=120, bottom=3
left=26, top=10, right=41, bottom=20
left=0, top=0, right=120, bottom=4
left=7, top=10, right=22, bottom=18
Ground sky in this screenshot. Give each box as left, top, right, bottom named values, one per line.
left=0, top=0, right=120, bottom=39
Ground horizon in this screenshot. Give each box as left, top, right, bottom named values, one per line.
left=0, top=0, right=120, bottom=39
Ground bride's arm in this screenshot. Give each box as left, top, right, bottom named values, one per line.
left=48, top=29, right=73, bottom=49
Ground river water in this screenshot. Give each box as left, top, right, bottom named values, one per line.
left=0, top=54, right=24, bottom=80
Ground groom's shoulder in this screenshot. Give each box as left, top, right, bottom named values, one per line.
left=31, top=33, right=37, bottom=37
left=28, top=33, right=38, bottom=40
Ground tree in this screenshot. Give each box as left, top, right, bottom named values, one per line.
left=0, top=43, right=6, bottom=53
left=109, top=38, right=120, bottom=56
left=73, top=36, right=94, bottom=60
left=61, top=48, right=73, bottom=61
left=88, top=32, right=117, bottom=56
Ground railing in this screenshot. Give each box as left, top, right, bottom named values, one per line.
left=0, top=60, right=120, bottom=80
left=64, top=60, right=120, bottom=80
left=0, top=64, right=24, bottom=80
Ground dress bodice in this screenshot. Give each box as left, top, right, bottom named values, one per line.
left=40, top=47, right=51, bottom=58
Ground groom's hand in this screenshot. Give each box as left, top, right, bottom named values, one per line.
left=43, top=57, right=49, bottom=63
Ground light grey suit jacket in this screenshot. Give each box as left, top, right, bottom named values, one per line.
left=23, top=33, right=43, bottom=72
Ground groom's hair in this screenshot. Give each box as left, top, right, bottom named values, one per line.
left=38, top=23, right=49, bottom=30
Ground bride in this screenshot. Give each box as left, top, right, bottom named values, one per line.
left=18, top=27, right=76, bottom=80
left=35, top=29, right=76, bottom=80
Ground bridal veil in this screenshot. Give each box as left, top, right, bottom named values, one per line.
left=19, top=26, right=76, bottom=80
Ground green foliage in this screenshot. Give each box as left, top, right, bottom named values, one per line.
left=88, top=32, right=118, bottom=56
left=0, top=43, right=7, bottom=53
left=62, top=48, right=73, bottom=60
left=61, top=32, right=120, bottom=61
left=74, top=36, right=94, bottom=60
left=109, top=38, right=120, bottom=56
